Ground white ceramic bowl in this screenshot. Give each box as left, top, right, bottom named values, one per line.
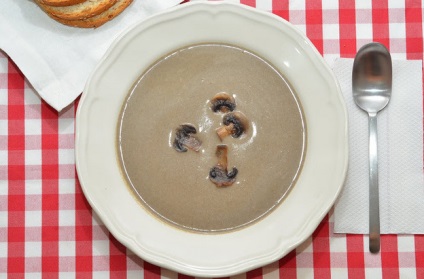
left=76, top=2, right=348, bottom=277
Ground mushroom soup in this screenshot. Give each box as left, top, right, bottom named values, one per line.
left=118, top=44, right=306, bottom=232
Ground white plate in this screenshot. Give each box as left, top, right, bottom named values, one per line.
left=75, top=2, right=348, bottom=277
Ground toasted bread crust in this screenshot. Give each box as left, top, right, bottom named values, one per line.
left=36, top=0, right=118, bottom=20
left=37, top=0, right=86, bottom=7
left=49, top=0, right=133, bottom=28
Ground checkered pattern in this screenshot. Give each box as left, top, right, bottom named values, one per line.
left=1, top=0, right=424, bottom=278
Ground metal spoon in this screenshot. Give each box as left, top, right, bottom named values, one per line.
left=352, top=42, right=392, bottom=254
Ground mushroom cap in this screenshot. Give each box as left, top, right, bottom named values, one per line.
left=210, top=92, right=236, bottom=113
left=173, top=124, right=202, bottom=152
left=209, top=165, right=238, bottom=187
left=222, top=111, right=249, bottom=138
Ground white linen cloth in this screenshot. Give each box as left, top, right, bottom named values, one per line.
left=332, top=58, right=424, bottom=234
left=0, top=0, right=181, bottom=111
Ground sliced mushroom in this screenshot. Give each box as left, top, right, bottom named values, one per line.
left=216, top=111, right=249, bottom=140
left=209, top=145, right=238, bottom=187
left=210, top=92, right=236, bottom=113
left=173, top=124, right=202, bottom=152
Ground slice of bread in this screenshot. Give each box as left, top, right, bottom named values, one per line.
left=49, top=0, right=133, bottom=28
left=36, top=0, right=117, bottom=20
left=37, top=0, right=87, bottom=7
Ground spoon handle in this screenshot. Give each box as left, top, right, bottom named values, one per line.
left=368, top=112, right=380, bottom=253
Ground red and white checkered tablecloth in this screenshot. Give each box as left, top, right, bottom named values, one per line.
left=1, top=0, right=424, bottom=278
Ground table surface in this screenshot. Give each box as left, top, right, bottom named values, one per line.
left=1, top=0, right=424, bottom=278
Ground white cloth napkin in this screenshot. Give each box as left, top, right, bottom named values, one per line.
left=332, top=57, right=424, bottom=234
left=0, top=0, right=181, bottom=111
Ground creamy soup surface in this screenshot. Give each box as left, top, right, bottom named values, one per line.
left=118, top=44, right=306, bottom=232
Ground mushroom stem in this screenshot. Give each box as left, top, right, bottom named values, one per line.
left=216, top=123, right=234, bottom=141
left=215, top=144, right=228, bottom=169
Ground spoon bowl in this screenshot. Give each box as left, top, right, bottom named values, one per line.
left=353, top=44, right=392, bottom=113
left=352, top=42, right=392, bottom=254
